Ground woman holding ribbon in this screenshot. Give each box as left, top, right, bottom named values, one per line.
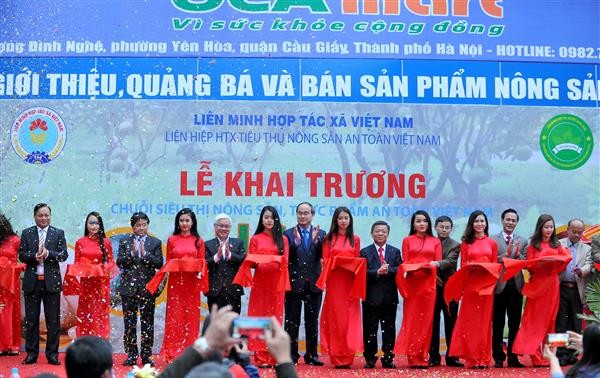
left=395, top=210, right=441, bottom=368
left=512, top=214, right=570, bottom=366
left=317, top=206, right=365, bottom=369
left=157, top=208, right=207, bottom=362
left=0, top=214, right=22, bottom=355
left=233, top=205, right=289, bottom=367
left=445, top=210, right=500, bottom=368
left=63, top=211, right=114, bottom=338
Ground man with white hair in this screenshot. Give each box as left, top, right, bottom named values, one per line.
left=205, top=213, right=246, bottom=314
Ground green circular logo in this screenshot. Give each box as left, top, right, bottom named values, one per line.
left=539, top=114, right=594, bottom=170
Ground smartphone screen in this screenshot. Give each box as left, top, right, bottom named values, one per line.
left=232, top=317, right=271, bottom=339
left=546, top=333, right=569, bottom=347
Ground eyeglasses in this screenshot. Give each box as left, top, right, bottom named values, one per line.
left=215, top=224, right=231, bottom=229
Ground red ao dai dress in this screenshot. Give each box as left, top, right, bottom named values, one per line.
left=0, top=235, right=21, bottom=352
left=395, top=234, right=442, bottom=366
left=160, top=234, right=206, bottom=362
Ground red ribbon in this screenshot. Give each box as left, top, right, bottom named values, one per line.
left=316, top=255, right=366, bottom=300
left=444, top=262, right=503, bottom=305
left=232, top=254, right=290, bottom=292
left=146, top=257, right=208, bottom=294
left=63, top=258, right=118, bottom=296
left=396, top=263, right=437, bottom=299
left=502, top=255, right=572, bottom=282
left=503, top=255, right=572, bottom=299
left=29, top=118, right=48, bottom=131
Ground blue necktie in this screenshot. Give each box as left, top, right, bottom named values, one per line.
left=302, top=229, right=310, bottom=250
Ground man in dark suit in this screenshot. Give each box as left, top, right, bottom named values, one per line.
left=205, top=213, right=246, bottom=314
left=116, top=212, right=164, bottom=367
left=429, top=215, right=463, bottom=367
left=19, top=203, right=68, bottom=365
left=492, top=209, right=528, bottom=368
left=360, top=220, right=402, bottom=369
left=283, top=202, right=326, bottom=366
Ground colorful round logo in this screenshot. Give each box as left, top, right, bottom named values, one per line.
left=540, top=114, right=594, bottom=170
left=11, top=107, right=67, bottom=164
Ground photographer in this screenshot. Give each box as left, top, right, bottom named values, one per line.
left=543, top=323, right=600, bottom=378
left=159, top=306, right=298, bottom=378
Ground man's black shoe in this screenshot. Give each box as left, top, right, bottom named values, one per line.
left=22, top=355, right=36, bottom=365
left=47, top=357, right=61, bottom=365
left=304, top=356, right=324, bottom=366
left=429, top=359, right=441, bottom=367
left=142, top=357, right=155, bottom=367
left=382, top=362, right=396, bottom=369
left=364, top=361, right=376, bottom=369
left=507, top=359, right=525, bottom=368
left=123, top=356, right=137, bottom=366
left=494, top=361, right=504, bottom=368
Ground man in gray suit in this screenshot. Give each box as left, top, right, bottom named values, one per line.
left=557, top=218, right=592, bottom=365
left=117, top=212, right=164, bottom=367
left=19, top=203, right=68, bottom=365
left=492, top=209, right=528, bottom=368
left=429, top=216, right=462, bottom=367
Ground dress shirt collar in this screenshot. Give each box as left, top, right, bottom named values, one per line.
left=502, top=231, right=514, bottom=242
left=298, top=225, right=311, bottom=233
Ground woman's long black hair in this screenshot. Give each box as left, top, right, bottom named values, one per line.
left=254, top=206, right=284, bottom=255
left=84, top=211, right=107, bottom=263
left=530, top=214, right=560, bottom=250
left=173, top=208, right=201, bottom=248
left=462, top=210, right=489, bottom=244
left=325, top=206, right=355, bottom=247
left=566, top=323, right=600, bottom=378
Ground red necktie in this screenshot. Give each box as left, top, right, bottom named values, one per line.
left=378, top=246, right=385, bottom=264
left=506, top=235, right=513, bottom=258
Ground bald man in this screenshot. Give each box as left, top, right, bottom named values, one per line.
left=556, top=218, right=592, bottom=366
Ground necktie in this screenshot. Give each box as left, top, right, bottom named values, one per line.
left=378, top=246, right=385, bottom=264
left=37, top=229, right=46, bottom=275
left=221, top=241, right=227, bottom=261
left=133, top=237, right=141, bottom=257
left=39, top=229, right=46, bottom=249
left=302, top=229, right=310, bottom=249
left=506, top=235, right=512, bottom=258
left=139, top=237, right=145, bottom=257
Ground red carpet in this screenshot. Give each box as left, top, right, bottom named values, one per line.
left=0, top=353, right=558, bottom=378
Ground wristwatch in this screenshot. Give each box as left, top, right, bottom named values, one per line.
left=193, top=337, right=210, bottom=353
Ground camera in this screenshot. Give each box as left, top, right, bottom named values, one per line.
left=546, top=333, right=569, bottom=347
left=232, top=317, right=271, bottom=339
